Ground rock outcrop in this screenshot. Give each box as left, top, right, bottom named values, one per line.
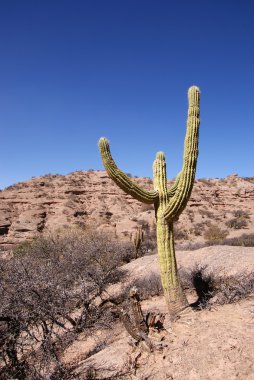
left=0, top=171, right=253, bottom=253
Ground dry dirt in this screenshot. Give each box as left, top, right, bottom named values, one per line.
left=73, top=296, right=254, bottom=380
left=62, top=247, right=254, bottom=380
left=1, top=172, right=254, bottom=378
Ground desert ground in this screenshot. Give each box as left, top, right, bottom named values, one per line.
left=64, top=247, right=254, bottom=380
left=0, top=172, right=253, bottom=379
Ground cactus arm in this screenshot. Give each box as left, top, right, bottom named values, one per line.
left=98, top=137, right=158, bottom=204
left=164, top=86, right=200, bottom=221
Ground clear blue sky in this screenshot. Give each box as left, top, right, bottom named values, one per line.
left=0, top=0, right=253, bottom=189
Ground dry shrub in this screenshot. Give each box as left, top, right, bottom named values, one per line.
left=203, top=225, right=228, bottom=242
left=192, top=222, right=205, bottom=236
left=226, top=210, right=250, bottom=230
left=174, top=225, right=188, bottom=241
left=177, top=233, right=254, bottom=251
left=226, top=218, right=248, bottom=229
left=176, top=241, right=206, bottom=251
left=141, top=237, right=157, bottom=256
left=0, top=229, right=129, bottom=379
left=213, top=274, right=254, bottom=305
left=233, top=210, right=250, bottom=219
left=199, top=209, right=214, bottom=219
left=140, top=223, right=156, bottom=255
left=180, top=266, right=254, bottom=308
left=129, top=273, right=163, bottom=300
left=140, top=203, right=154, bottom=212
left=180, top=265, right=214, bottom=308
left=220, top=233, right=254, bottom=247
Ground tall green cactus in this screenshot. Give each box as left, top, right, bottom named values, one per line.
left=98, top=86, right=200, bottom=319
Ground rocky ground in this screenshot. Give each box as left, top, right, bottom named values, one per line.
left=63, top=246, right=254, bottom=380
left=0, top=171, right=253, bottom=253
left=72, top=297, right=254, bottom=380
left=1, top=172, right=254, bottom=379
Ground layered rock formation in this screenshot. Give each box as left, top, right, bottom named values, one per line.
left=0, top=171, right=253, bottom=253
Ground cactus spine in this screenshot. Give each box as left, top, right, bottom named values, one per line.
left=98, top=86, right=200, bottom=318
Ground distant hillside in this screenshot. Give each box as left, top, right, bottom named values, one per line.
left=0, top=171, right=254, bottom=253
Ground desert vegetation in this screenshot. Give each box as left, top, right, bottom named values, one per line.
left=0, top=230, right=132, bottom=379
left=226, top=209, right=250, bottom=229
left=203, top=224, right=229, bottom=242
left=0, top=210, right=253, bottom=378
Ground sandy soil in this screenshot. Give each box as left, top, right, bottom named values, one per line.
left=66, top=294, right=254, bottom=380
left=63, top=246, right=254, bottom=380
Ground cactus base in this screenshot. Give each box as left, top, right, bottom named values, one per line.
left=164, top=289, right=189, bottom=320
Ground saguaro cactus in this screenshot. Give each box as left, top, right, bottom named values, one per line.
left=98, top=86, right=200, bottom=318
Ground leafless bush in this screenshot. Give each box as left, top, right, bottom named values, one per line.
left=142, top=238, right=157, bottom=255
left=180, top=266, right=214, bottom=308
left=176, top=241, right=207, bottom=250
left=226, top=210, right=250, bottom=230
left=209, top=274, right=254, bottom=305
left=203, top=225, right=228, bottom=242
left=192, top=222, right=205, bottom=236
left=174, top=225, right=188, bottom=241
left=226, top=218, right=248, bottom=229
left=139, top=223, right=156, bottom=255
left=140, top=204, right=154, bottom=212
left=219, top=233, right=254, bottom=247
left=180, top=266, right=254, bottom=308
left=199, top=209, right=214, bottom=219
left=0, top=229, right=128, bottom=379
left=177, top=233, right=254, bottom=250
left=233, top=210, right=250, bottom=219
left=130, top=273, right=163, bottom=300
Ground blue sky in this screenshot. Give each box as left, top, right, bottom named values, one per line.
left=0, top=0, right=253, bottom=189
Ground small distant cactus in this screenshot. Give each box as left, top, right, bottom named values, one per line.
left=132, top=226, right=144, bottom=259
left=99, top=86, right=200, bottom=319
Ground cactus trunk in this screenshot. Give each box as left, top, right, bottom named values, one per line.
left=157, top=219, right=188, bottom=316
left=154, top=151, right=188, bottom=317
left=98, top=86, right=200, bottom=319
